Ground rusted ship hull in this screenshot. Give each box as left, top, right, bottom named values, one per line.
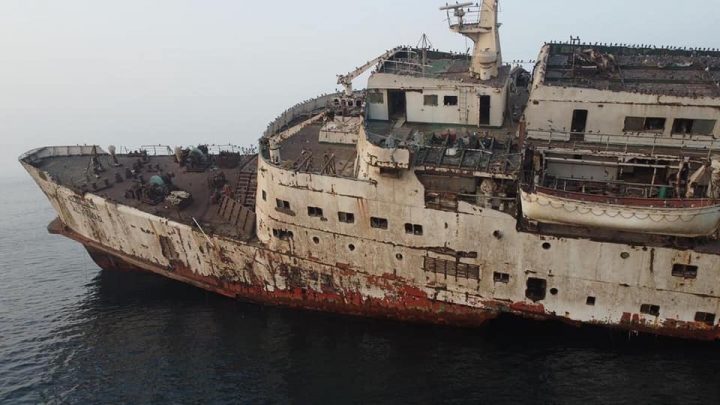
left=49, top=219, right=498, bottom=328
left=47, top=218, right=720, bottom=340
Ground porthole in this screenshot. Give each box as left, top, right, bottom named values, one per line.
left=348, top=244, right=355, bottom=252
left=620, top=252, right=630, bottom=259
left=542, top=242, right=551, bottom=250
left=493, top=230, right=503, bottom=240
left=312, top=236, right=320, bottom=244
left=395, top=253, right=403, bottom=260
left=550, top=288, right=558, bottom=295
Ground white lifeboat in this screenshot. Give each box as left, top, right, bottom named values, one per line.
left=521, top=187, right=720, bottom=237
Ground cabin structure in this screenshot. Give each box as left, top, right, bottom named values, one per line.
left=524, top=43, right=720, bottom=148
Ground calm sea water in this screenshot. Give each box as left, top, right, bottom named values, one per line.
left=2, top=175, right=720, bottom=404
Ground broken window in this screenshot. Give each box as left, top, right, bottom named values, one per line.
left=307, top=206, right=323, bottom=217
left=404, top=223, right=423, bottom=235
left=338, top=211, right=355, bottom=223
left=443, top=96, right=458, bottom=106
left=640, top=304, right=660, bottom=316
left=623, top=117, right=646, bottom=131
left=644, top=117, right=666, bottom=131
left=272, top=229, right=294, bottom=240
left=671, top=263, right=698, bottom=279
left=493, top=272, right=510, bottom=283
left=695, top=312, right=716, bottom=325
left=624, top=117, right=667, bottom=132
left=586, top=296, right=596, bottom=306
left=525, top=278, right=547, bottom=302
left=672, top=119, right=716, bottom=135
left=423, top=95, right=438, bottom=106
left=370, top=217, right=388, bottom=229
left=276, top=199, right=291, bottom=210
left=367, top=92, right=384, bottom=104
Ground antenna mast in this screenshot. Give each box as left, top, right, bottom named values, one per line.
left=440, top=1, right=502, bottom=80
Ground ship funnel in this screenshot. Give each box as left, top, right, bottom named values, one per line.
left=440, top=0, right=502, bottom=80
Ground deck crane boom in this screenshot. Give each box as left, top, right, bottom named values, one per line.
left=337, top=47, right=403, bottom=96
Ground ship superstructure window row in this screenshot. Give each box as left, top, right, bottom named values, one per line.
left=623, top=116, right=716, bottom=135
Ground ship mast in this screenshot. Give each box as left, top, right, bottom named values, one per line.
left=440, top=0, right=502, bottom=81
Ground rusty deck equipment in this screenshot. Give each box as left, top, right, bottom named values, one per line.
left=20, top=1, right=720, bottom=340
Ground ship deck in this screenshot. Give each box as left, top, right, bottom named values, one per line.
left=31, top=151, right=259, bottom=240
left=275, top=123, right=358, bottom=177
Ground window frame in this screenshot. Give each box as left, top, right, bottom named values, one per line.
left=307, top=206, right=323, bottom=218
left=370, top=217, right=388, bottom=229
left=338, top=211, right=355, bottom=224
left=423, top=94, right=439, bottom=106
left=443, top=95, right=458, bottom=106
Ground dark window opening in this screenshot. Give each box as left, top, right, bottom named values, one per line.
left=272, top=229, right=293, bottom=240
left=695, top=312, right=716, bottom=325
left=672, top=263, right=698, bottom=279
left=338, top=211, right=355, bottom=223
left=312, top=236, right=320, bottom=244
left=542, top=242, right=551, bottom=250
left=640, top=304, right=660, bottom=316
left=673, top=118, right=716, bottom=135
left=443, top=96, right=458, bottom=106
left=644, top=117, right=666, bottom=131
left=623, top=116, right=645, bottom=131
left=571, top=109, right=588, bottom=133
left=549, top=288, right=559, bottom=295
left=493, top=272, right=510, bottom=283
left=479, top=95, right=491, bottom=125
left=525, top=278, right=547, bottom=302
left=276, top=199, right=290, bottom=210
left=371, top=217, right=388, bottom=229
left=404, top=223, right=423, bottom=235
left=673, top=118, right=695, bottom=134
left=423, top=95, right=438, bottom=106
left=307, top=206, right=323, bottom=217
left=348, top=243, right=355, bottom=251
left=586, top=296, right=596, bottom=306
left=261, top=190, right=267, bottom=201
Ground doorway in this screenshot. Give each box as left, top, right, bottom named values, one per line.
left=571, top=109, right=588, bottom=133
left=479, top=95, right=491, bottom=125
left=387, top=90, right=406, bottom=120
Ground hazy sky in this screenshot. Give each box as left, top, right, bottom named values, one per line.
left=2, top=0, right=719, bottom=177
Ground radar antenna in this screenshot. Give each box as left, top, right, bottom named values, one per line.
left=440, top=1, right=502, bottom=81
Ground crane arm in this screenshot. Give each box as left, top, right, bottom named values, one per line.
left=337, top=47, right=403, bottom=96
